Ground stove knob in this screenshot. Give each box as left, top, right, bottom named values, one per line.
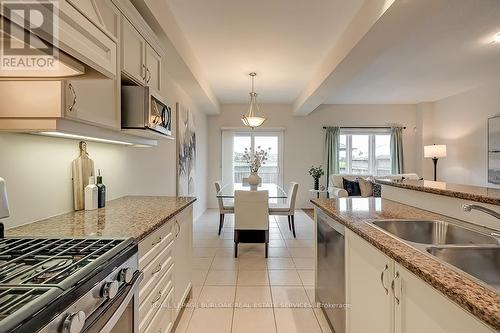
left=101, top=280, right=119, bottom=299
left=119, top=267, right=134, bottom=284
left=62, top=311, right=86, bottom=333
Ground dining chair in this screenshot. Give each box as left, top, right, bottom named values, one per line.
left=269, top=182, right=299, bottom=238
left=215, top=181, right=234, bottom=236
left=234, top=190, right=269, bottom=258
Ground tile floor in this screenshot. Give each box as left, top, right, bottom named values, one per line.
left=175, top=209, right=332, bottom=333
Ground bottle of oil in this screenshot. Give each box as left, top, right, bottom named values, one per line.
left=96, top=169, right=106, bottom=208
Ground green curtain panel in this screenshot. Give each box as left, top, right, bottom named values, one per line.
left=324, top=126, right=340, bottom=190
left=390, top=126, right=404, bottom=174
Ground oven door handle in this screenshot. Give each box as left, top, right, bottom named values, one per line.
left=95, top=271, right=143, bottom=333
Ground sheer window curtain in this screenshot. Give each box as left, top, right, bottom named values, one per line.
left=390, top=126, right=404, bottom=174
left=324, top=127, right=340, bottom=191
left=221, top=130, right=234, bottom=185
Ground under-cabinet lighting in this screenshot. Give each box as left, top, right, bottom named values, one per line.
left=495, top=32, right=500, bottom=43
left=35, top=131, right=150, bottom=147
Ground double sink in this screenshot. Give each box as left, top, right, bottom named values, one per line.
left=368, top=219, right=500, bottom=291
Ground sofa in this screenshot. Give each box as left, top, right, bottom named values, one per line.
left=328, top=173, right=420, bottom=198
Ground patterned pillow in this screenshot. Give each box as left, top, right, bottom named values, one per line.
left=372, top=183, right=382, bottom=197
left=343, top=178, right=361, bottom=196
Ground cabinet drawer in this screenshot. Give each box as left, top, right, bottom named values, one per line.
left=144, top=287, right=175, bottom=333
left=139, top=263, right=174, bottom=328
left=139, top=221, right=174, bottom=270
left=140, top=239, right=174, bottom=301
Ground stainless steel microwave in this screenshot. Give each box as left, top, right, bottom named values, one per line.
left=121, top=86, right=172, bottom=137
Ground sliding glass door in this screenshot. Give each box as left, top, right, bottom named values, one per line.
left=223, top=130, right=283, bottom=186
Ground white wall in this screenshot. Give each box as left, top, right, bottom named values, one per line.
left=207, top=103, right=418, bottom=209
left=0, top=76, right=208, bottom=229
left=429, top=81, right=500, bottom=187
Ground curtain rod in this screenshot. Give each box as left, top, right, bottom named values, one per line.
left=322, top=125, right=406, bottom=130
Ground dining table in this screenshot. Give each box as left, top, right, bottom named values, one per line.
left=216, top=183, right=288, bottom=199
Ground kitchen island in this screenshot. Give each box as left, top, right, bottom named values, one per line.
left=312, top=197, right=499, bottom=333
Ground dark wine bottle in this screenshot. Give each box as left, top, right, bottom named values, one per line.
left=96, top=169, right=106, bottom=208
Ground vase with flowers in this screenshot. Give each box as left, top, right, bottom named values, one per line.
left=309, top=165, right=324, bottom=191
left=243, top=146, right=270, bottom=189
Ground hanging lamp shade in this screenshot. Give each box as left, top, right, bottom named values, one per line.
left=241, top=72, right=266, bottom=128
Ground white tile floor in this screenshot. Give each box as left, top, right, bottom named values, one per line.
left=174, top=209, right=332, bottom=333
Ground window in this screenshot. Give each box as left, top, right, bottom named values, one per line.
left=222, top=130, right=283, bottom=187
left=339, top=130, right=391, bottom=176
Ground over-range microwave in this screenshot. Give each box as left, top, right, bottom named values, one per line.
left=121, top=86, right=173, bottom=137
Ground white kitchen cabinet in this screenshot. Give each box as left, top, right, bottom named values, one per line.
left=121, top=16, right=162, bottom=90
left=345, top=229, right=394, bottom=333
left=138, top=205, right=193, bottom=333
left=173, top=206, right=193, bottom=318
left=394, top=263, right=493, bottom=333
left=345, top=230, right=495, bottom=333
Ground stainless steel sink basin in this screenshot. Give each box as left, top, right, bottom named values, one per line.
left=371, top=220, right=498, bottom=245
left=426, top=246, right=500, bottom=290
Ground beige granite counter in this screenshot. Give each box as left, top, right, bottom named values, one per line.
left=311, top=197, right=500, bottom=330
left=376, top=178, right=500, bottom=206
left=6, top=196, right=196, bottom=241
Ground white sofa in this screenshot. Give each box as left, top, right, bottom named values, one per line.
left=328, top=173, right=420, bottom=198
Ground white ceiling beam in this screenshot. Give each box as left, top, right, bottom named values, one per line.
left=130, top=0, right=220, bottom=115
left=293, top=0, right=396, bottom=116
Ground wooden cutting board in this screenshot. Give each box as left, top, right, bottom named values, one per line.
left=72, top=141, right=95, bottom=210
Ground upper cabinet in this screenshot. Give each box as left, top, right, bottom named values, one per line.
left=121, top=16, right=162, bottom=91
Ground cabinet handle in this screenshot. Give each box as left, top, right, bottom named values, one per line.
left=68, top=83, right=77, bottom=112
left=151, top=263, right=162, bottom=276
left=151, top=290, right=162, bottom=305
left=380, top=264, right=389, bottom=295
left=391, top=271, right=400, bottom=304
left=175, top=220, right=180, bottom=238
left=151, top=236, right=162, bottom=247
left=146, top=67, right=151, bottom=83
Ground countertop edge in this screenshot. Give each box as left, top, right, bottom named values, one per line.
left=134, top=197, right=197, bottom=242
left=376, top=179, right=500, bottom=206
left=311, top=198, right=500, bottom=331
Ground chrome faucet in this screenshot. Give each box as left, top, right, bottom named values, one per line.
left=462, top=204, right=500, bottom=220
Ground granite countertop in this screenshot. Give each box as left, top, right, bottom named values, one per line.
left=311, top=197, right=500, bottom=331
left=376, top=178, right=500, bottom=206
left=6, top=196, right=196, bottom=241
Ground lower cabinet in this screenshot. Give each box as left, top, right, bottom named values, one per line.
left=345, top=229, right=494, bottom=333
left=138, top=205, right=193, bottom=333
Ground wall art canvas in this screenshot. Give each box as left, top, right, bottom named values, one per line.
left=488, top=116, right=500, bottom=184
left=177, top=102, right=196, bottom=196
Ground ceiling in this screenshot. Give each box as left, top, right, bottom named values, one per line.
left=166, top=0, right=365, bottom=103
left=324, top=0, right=500, bottom=104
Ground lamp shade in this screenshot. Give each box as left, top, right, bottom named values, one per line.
left=424, top=145, right=447, bottom=158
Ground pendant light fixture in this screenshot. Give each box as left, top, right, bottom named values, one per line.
left=241, top=72, right=267, bottom=128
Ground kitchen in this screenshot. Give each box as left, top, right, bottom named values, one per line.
left=1, top=0, right=500, bottom=333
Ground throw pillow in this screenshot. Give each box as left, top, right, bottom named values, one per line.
left=358, top=177, right=373, bottom=197
left=373, top=183, right=382, bottom=197
left=343, top=178, right=361, bottom=196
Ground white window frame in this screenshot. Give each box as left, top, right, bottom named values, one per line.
left=339, top=128, right=391, bottom=176
left=221, top=129, right=284, bottom=187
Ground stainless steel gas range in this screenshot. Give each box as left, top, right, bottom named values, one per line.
left=0, top=237, right=143, bottom=333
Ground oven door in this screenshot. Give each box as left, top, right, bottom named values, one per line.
left=148, top=90, right=172, bottom=137
left=83, top=272, right=143, bottom=333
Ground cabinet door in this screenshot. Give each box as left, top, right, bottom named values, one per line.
left=394, top=263, right=494, bottom=333
left=121, top=16, right=146, bottom=84
left=64, top=79, right=119, bottom=129
left=146, top=43, right=162, bottom=91
left=346, top=230, right=394, bottom=333
left=173, top=206, right=193, bottom=318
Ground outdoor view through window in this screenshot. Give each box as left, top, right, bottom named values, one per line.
left=339, top=132, right=391, bottom=175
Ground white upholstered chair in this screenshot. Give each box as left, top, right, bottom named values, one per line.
left=215, top=181, right=234, bottom=235
left=269, top=182, right=299, bottom=238
left=234, top=190, right=269, bottom=258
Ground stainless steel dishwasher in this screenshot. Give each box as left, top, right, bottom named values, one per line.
left=316, top=208, right=346, bottom=333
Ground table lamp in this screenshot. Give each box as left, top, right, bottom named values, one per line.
left=424, top=145, right=447, bottom=181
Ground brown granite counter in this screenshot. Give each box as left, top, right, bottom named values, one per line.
left=6, top=196, right=196, bottom=241
left=311, top=197, right=500, bottom=331
left=376, top=178, right=500, bottom=206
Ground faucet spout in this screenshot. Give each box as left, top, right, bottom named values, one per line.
left=462, top=204, right=500, bottom=220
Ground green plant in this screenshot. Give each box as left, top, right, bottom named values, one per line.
left=308, top=165, right=324, bottom=179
